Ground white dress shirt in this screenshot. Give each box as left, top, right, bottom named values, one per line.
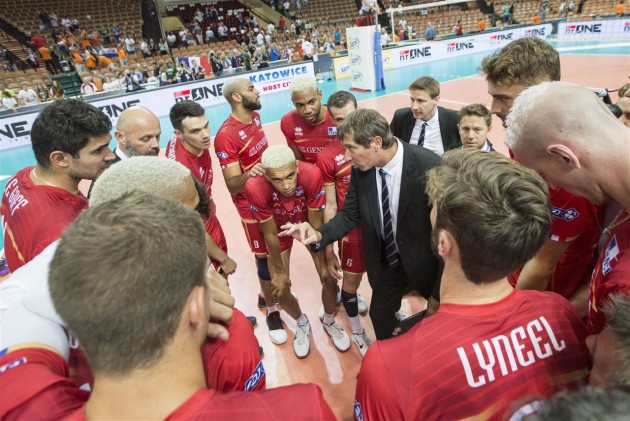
left=410, top=107, right=444, bottom=156
left=375, top=139, right=404, bottom=245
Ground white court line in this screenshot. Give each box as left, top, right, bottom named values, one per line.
left=556, top=42, right=630, bottom=52
left=0, top=176, right=11, bottom=182
left=440, top=99, right=470, bottom=106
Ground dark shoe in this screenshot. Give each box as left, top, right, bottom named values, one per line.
left=247, top=316, right=257, bottom=328
left=266, top=311, right=288, bottom=344
left=257, top=291, right=266, bottom=308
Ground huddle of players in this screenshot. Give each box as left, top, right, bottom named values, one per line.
left=1, top=35, right=628, bottom=420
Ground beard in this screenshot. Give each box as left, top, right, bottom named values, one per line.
left=242, top=96, right=262, bottom=111
left=125, top=143, right=159, bottom=157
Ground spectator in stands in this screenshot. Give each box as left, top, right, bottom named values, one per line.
left=50, top=80, right=64, bottom=98
left=158, top=38, right=169, bottom=55
left=111, top=24, right=122, bottom=43
left=98, top=53, right=115, bottom=71
left=38, top=44, right=58, bottom=74
left=454, top=19, right=464, bottom=36
left=125, top=34, right=136, bottom=55
left=39, top=11, right=52, bottom=30
left=85, top=51, right=98, bottom=71
left=148, top=39, right=158, bottom=55
left=191, top=59, right=205, bottom=79
left=615, top=1, right=626, bottom=16
left=502, top=2, right=511, bottom=23
left=177, top=60, right=193, bottom=83
left=18, top=83, right=40, bottom=106
left=71, top=18, right=79, bottom=32
left=81, top=76, right=96, bottom=95
left=424, top=22, right=437, bottom=40
left=283, top=0, right=291, bottom=16
left=279, top=15, right=286, bottom=32
left=206, top=27, right=215, bottom=43
left=35, top=83, right=51, bottom=102
left=123, top=69, right=142, bottom=92
left=117, top=43, right=128, bottom=66
left=62, top=17, right=72, bottom=32
left=91, top=72, right=105, bottom=92
left=1, top=91, right=18, bottom=111
left=269, top=43, right=281, bottom=60
left=218, top=23, right=229, bottom=41
left=302, top=37, right=314, bottom=60
left=477, top=16, right=487, bottom=31
left=167, top=31, right=177, bottom=48
left=140, top=39, right=151, bottom=58
left=568, top=0, right=575, bottom=13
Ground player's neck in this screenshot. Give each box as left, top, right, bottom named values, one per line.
left=30, top=166, right=80, bottom=195
left=181, top=139, right=204, bottom=157
left=439, top=263, right=513, bottom=305
left=231, top=107, right=253, bottom=124
left=85, top=344, right=205, bottom=419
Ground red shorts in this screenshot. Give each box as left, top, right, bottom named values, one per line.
left=278, top=233, right=294, bottom=254
left=206, top=214, right=228, bottom=270
left=340, top=226, right=365, bottom=273
left=241, top=219, right=268, bottom=255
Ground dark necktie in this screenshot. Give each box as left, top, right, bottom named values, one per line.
left=418, top=122, right=428, bottom=146
left=379, top=169, right=399, bottom=269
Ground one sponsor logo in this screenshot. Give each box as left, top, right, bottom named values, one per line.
left=349, top=38, right=359, bottom=49
left=0, top=120, right=30, bottom=142
left=249, top=204, right=259, bottom=212
left=447, top=42, right=474, bottom=52
left=489, top=32, right=514, bottom=43
left=603, top=235, right=620, bottom=276
left=564, top=23, right=602, bottom=34
left=173, top=84, right=224, bottom=102
left=350, top=55, right=361, bottom=65
left=295, top=127, right=303, bottom=136
left=248, top=137, right=268, bottom=157
left=0, top=357, right=27, bottom=374
left=216, top=151, right=228, bottom=159
left=354, top=401, right=364, bottom=421
left=327, top=127, right=337, bottom=136
left=551, top=206, right=579, bottom=221
left=98, top=99, right=141, bottom=118
left=248, top=65, right=309, bottom=83
left=335, top=154, right=346, bottom=165
left=382, top=56, right=390, bottom=65
left=295, top=186, right=304, bottom=197
left=625, top=22, right=630, bottom=32
left=239, top=130, right=247, bottom=139
left=524, top=28, right=547, bottom=37
left=315, top=187, right=325, bottom=199
left=244, top=361, right=266, bottom=391
left=352, top=71, right=363, bottom=81
left=254, top=116, right=261, bottom=126
left=399, top=46, right=431, bottom=62
left=340, top=64, right=351, bottom=73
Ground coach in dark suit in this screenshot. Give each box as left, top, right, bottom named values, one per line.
left=390, top=76, right=461, bottom=156
left=280, top=109, right=441, bottom=340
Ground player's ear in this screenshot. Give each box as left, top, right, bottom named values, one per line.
left=547, top=144, right=580, bottom=169
left=50, top=150, right=70, bottom=169
left=437, top=230, right=454, bottom=257
left=187, top=285, right=208, bottom=332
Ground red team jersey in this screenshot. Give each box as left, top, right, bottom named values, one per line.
left=166, top=136, right=227, bottom=257
left=214, top=112, right=269, bottom=219
left=67, top=383, right=335, bottom=420
left=1, top=167, right=88, bottom=272
left=355, top=289, right=589, bottom=421
left=280, top=109, right=337, bottom=163
left=245, top=161, right=325, bottom=251
left=316, top=140, right=365, bottom=273
left=0, top=347, right=88, bottom=420
left=508, top=187, right=602, bottom=299
left=588, top=213, right=630, bottom=334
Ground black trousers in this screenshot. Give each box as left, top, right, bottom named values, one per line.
left=368, top=255, right=410, bottom=340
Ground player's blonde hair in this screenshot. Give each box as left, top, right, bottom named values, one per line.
left=261, top=144, right=296, bottom=169
left=290, top=75, right=318, bottom=96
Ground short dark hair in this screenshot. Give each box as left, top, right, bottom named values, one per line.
left=31, top=99, right=112, bottom=168
left=326, top=90, right=357, bottom=111
left=50, top=192, right=207, bottom=375
left=337, top=108, right=395, bottom=149
left=459, top=103, right=492, bottom=128
left=481, top=37, right=561, bottom=87
left=409, top=76, right=440, bottom=99
left=169, top=100, right=206, bottom=132
left=426, top=149, right=551, bottom=283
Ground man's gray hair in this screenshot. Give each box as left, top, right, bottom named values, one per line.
left=261, top=144, right=296, bottom=169
left=290, top=75, right=318, bottom=95
left=90, top=157, right=191, bottom=207
left=532, top=387, right=630, bottom=421
left=505, top=81, right=573, bottom=149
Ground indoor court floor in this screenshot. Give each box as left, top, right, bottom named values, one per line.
left=0, top=38, right=628, bottom=420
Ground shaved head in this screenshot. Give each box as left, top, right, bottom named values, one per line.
left=115, top=106, right=161, bottom=157
left=506, top=81, right=630, bottom=206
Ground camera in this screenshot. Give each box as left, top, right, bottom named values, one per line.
left=595, top=89, right=622, bottom=118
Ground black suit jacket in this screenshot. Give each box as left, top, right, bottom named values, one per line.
left=390, top=106, right=461, bottom=152
left=318, top=141, right=441, bottom=298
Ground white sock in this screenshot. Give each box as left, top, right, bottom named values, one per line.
left=267, top=304, right=279, bottom=314
left=322, top=312, right=335, bottom=325
left=349, top=316, right=363, bottom=334
left=296, top=313, right=309, bottom=326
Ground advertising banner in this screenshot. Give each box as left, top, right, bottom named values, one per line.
left=347, top=26, right=379, bottom=91
left=558, top=18, right=630, bottom=39
left=0, top=62, right=315, bottom=151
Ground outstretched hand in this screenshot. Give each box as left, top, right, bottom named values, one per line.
left=279, top=222, right=322, bottom=245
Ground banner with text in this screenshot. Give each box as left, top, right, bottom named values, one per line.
left=0, top=62, right=315, bottom=151
left=558, top=18, right=630, bottom=39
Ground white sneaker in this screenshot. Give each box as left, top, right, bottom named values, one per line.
left=352, top=330, right=372, bottom=357
left=294, top=321, right=312, bottom=358
left=266, top=311, right=288, bottom=345
left=323, top=320, right=351, bottom=352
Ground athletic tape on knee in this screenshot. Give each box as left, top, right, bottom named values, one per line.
left=256, top=256, right=271, bottom=281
